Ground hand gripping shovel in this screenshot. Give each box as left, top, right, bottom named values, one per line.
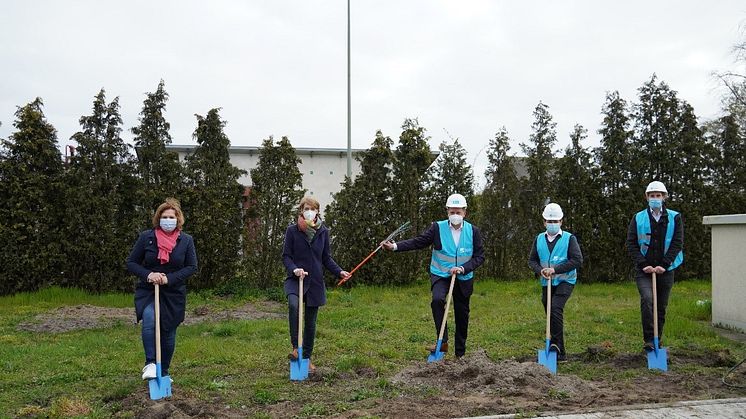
left=647, top=272, right=668, bottom=371
left=149, top=284, right=172, bottom=400
left=336, top=221, right=411, bottom=287
left=428, top=273, right=456, bottom=363
left=538, top=276, right=557, bottom=374
left=290, top=271, right=310, bottom=381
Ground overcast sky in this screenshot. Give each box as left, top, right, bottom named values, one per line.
left=1, top=1, right=744, bottom=189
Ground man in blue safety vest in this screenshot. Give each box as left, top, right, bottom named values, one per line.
left=528, top=203, right=583, bottom=362
left=381, top=193, right=485, bottom=358
left=626, top=181, right=684, bottom=352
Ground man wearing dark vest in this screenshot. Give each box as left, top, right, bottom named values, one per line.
left=626, top=181, right=684, bottom=352
left=528, top=203, right=583, bottom=361
left=381, top=193, right=485, bottom=358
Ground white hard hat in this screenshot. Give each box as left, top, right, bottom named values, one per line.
left=445, top=193, right=467, bottom=208
left=542, top=203, right=564, bottom=221
left=645, top=181, right=668, bottom=194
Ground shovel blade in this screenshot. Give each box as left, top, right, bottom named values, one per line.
left=538, top=349, right=557, bottom=375
left=427, top=339, right=445, bottom=363
left=290, top=358, right=309, bottom=381
left=148, top=373, right=172, bottom=400
left=647, top=346, right=668, bottom=371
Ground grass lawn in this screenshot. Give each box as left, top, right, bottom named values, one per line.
left=0, top=279, right=744, bottom=418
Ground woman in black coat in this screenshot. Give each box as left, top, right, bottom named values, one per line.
left=127, top=198, right=197, bottom=380
left=283, top=196, right=348, bottom=372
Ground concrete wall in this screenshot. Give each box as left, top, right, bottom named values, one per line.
left=702, top=214, right=746, bottom=332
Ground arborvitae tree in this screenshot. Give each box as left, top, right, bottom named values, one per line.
left=326, top=131, right=402, bottom=285
left=476, top=127, right=524, bottom=279
left=632, top=76, right=716, bottom=278
left=423, top=139, right=475, bottom=224
left=0, top=99, right=65, bottom=294
left=709, top=113, right=746, bottom=213
left=63, top=89, right=141, bottom=291
left=595, top=92, right=638, bottom=280
left=131, top=80, right=182, bottom=219
left=392, top=118, right=435, bottom=281
left=183, top=109, right=245, bottom=289
left=244, top=136, right=304, bottom=289
left=520, top=102, right=558, bottom=220
left=554, top=124, right=598, bottom=279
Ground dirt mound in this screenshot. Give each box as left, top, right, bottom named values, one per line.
left=17, top=302, right=284, bottom=333
left=392, top=348, right=600, bottom=400
left=117, top=387, right=247, bottom=419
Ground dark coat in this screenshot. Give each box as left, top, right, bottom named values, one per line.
left=282, top=223, right=343, bottom=307
left=127, top=229, right=198, bottom=331
left=626, top=206, right=684, bottom=271
left=394, top=221, right=485, bottom=296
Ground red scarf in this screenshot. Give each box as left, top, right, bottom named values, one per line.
left=155, top=228, right=180, bottom=264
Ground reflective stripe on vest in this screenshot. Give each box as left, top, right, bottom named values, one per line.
left=536, top=232, right=577, bottom=286
left=635, top=209, right=683, bottom=271
left=431, top=220, right=474, bottom=280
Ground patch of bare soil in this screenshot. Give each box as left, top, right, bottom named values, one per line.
left=16, top=302, right=284, bottom=333
left=116, top=387, right=248, bottom=419
left=16, top=305, right=135, bottom=333
left=109, top=345, right=746, bottom=418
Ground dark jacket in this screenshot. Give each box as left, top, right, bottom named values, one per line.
left=528, top=232, right=583, bottom=275
left=282, top=223, right=343, bottom=307
left=127, top=229, right=198, bottom=331
left=395, top=221, right=485, bottom=294
left=626, top=206, right=684, bottom=271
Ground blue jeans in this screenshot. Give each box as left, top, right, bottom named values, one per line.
left=141, top=302, right=177, bottom=375
left=288, top=294, right=319, bottom=359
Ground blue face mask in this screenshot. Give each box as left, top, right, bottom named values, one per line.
left=648, top=198, right=663, bottom=210
left=160, top=218, right=177, bottom=232
left=546, top=223, right=560, bottom=235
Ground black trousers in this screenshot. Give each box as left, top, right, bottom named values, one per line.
left=288, top=294, right=320, bottom=359
left=635, top=270, right=674, bottom=344
left=541, top=281, right=575, bottom=356
left=431, top=277, right=472, bottom=357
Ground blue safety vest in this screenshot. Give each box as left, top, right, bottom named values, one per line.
left=536, top=232, right=577, bottom=287
left=430, top=220, right=474, bottom=281
left=635, top=209, right=683, bottom=271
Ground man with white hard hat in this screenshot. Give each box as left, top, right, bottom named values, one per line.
left=381, top=193, right=485, bottom=358
left=626, top=181, right=684, bottom=352
left=528, top=202, right=583, bottom=361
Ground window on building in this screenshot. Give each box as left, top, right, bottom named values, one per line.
left=310, top=170, right=314, bottom=175
left=329, top=171, right=333, bottom=175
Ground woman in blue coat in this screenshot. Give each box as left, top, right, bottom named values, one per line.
left=283, top=196, right=348, bottom=372
left=127, top=198, right=197, bottom=381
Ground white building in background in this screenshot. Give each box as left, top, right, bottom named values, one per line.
left=167, top=145, right=364, bottom=211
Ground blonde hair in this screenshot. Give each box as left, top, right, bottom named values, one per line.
left=153, top=198, right=185, bottom=230
left=297, top=196, right=320, bottom=215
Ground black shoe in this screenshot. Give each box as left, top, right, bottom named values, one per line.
left=549, top=344, right=560, bottom=353
left=558, top=353, right=567, bottom=362
left=643, top=342, right=655, bottom=352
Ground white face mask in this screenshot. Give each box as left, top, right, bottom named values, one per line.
left=448, top=214, right=463, bottom=226
left=303, top=210, right=317, bottom=221
left=160, top=218, right=177, bottom=232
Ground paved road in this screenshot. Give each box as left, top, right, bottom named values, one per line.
left=465, top=398, right=746, bottom=419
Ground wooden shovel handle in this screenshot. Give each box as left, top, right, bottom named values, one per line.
left=652, top=272, right=658, bottom=340
left=437, top=273, right=457, bottom=343
left=298, top=272, right=305, bottom=349
left=155, top=284, right=161, bottom=364
left=545, top=276, right=552, bottom=341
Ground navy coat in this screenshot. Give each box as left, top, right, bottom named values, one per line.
left=282, top=223, right=343, bottom=307
left=127, top=229, right=198, bottom=331
left=395, top=221, right=485, bottom=296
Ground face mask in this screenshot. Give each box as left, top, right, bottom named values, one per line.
left=648, top=198, right=663, bottom=210
left=546, top=223, right=560, bottom=235
left=448, top=214, right=463, bottom=226
left=303, top=210, right=317, bottom=221
left=160, top=218, right=177, bottom=232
